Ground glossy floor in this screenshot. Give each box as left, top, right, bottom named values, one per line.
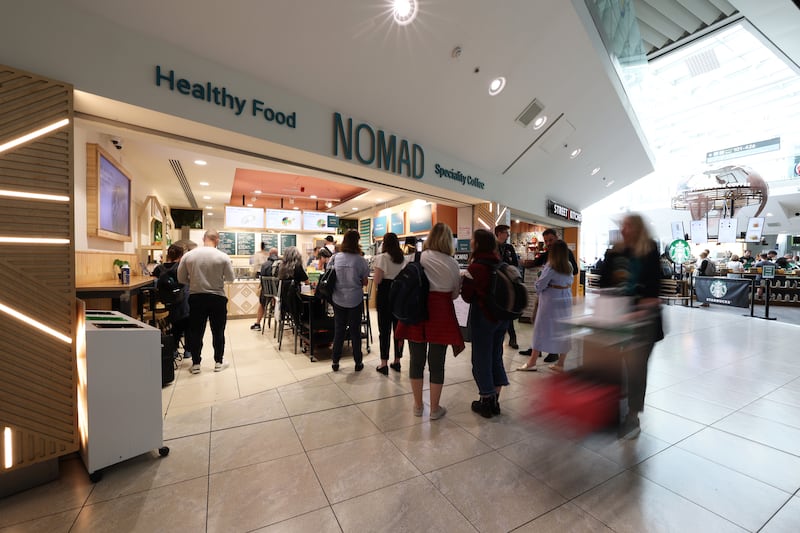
left=2, top=300, right=800, bottom=532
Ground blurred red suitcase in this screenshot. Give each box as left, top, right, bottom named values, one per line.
left=540, top=372, right=620, bottom=436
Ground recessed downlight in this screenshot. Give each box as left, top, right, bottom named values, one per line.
left=202, top=195, right=211, bottom=200
left=199, top=181, right=210, bottom=186
left=254, top=189, right=262, bottom=194
left=352, top=207, right=359, bottom=211
left=533, top=115, right=547, bottom=129
left=206, top=205, right=214, bottom=209
left=569, top=148, right=582, bottom=159
left=605, top=180, right=615, bottom=187
left=293, top=206, right=299, bottom=210
left=591, top=167, right=600, bottom=176
left=488, top=77, right=506, bottom=96
left=392, top=0, right=417, bottom=25
left=309, top=195, right=317, bottom=199
left=207, top=212, right=213, bottom=216
left=194, top=160, right=207, bottom=166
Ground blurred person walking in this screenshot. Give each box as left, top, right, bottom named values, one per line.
left=597, top=213, right=664, bottom=439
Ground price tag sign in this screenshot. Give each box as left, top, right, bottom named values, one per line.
left=762, top=264, right=775, bottom=279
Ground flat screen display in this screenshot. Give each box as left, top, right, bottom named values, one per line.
left=225, top=205, right=264, bottom=229
left=171, top=208, right=203, bottom=229
left=98, top=152, right=131, bottom=238
left=717, top=218, right=737, bottom=243
left=266, top=208, right=301, bottom=230
left=302, top=210, right=337, bottom=232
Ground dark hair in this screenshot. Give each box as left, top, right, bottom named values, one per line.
left=494, top=224, right=510, bottom=236
left=470, top=229, right=496, bottom=260
left=776, top=257, right=789, bottom=268
left=325, top=235, right=334, bottom=243
left=542, top=228, right=558, bottom=238
left=166, top=244, right=185, bottom=262
left=382, top=232, right=404, bottom=264
left=340, top=229, right=361, bottom=254
left=548, top=240, right=572, bottom=274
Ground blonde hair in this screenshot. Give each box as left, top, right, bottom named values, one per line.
left=615, top=213, right=655, bottom=258
left=423, top=222, right=454, bottom=255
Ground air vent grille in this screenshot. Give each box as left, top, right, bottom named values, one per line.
left=515, top=98, right=544, bottom=127
left=767, top=222, right=780, bottom=227
left=169, top=159, right=198, bottom=208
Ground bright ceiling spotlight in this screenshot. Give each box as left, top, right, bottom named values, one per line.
left=309, top=195, right=317, bottom=199
left=392, top=0, right=417, bottom=25
left=533, top=115, right=547, bottom=130
left=569, top=148, right=582, bottom=159
left=488, top=77, right=506, bottom=96
left=206, top=205, right=214, bottom=209
left=352, top=207, right=358, bottom=210
left=254, top=189, right=262, bottom=194
left=325, top=201, right=333, bottom=208
left=194, top=160, right=207, bottom=166
left=199, top=181, right=209, bottom=186
left=591, top=167, right=600, bottom=176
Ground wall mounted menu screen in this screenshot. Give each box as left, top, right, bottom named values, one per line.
left=717, top=218, right=737, bottom=243
left=265, top=209, right=301, bottom=230
left=746, top=217, right=765, bottom=242
left=225, top=205, right=264, bottom=229
left=303, top=211, right=336, bottom=232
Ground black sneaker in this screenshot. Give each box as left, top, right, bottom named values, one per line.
left=509, top=341, right=519, bottom=349
left=250, top=323, right=261, bottom=330
left=471, top=397, right=494, bottom=418
left=543, top=353, right=559, bottom=363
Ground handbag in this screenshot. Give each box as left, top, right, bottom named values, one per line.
left=315, top=263, right=337, bottom=301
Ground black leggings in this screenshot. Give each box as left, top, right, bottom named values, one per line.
left=376, top=279, right=402, bottom=361
left=408, top=342, right=446, bottom=384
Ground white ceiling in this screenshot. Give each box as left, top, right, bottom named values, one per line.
left=60, top=0, right=800, bottom=229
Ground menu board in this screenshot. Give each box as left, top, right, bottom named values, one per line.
left=390, top=212, right=404, bottom=234
left=280, top=234, right=297, bottom=251
left=671, top=221, right=684, bottom=241
left=225, top=205, right=264, bottom=229
left=373, top=216, right=387, bottom=238
left=265, top=208, right=301, bottom=231
left=690, top=219, right=707, bottom=245
left=717, top=218, right=737, bottom=243
left=746, top=217, right=765, bottom=242
left=409, top=203, right=433, bottom=233
left=217, top=231, right=236, bottom=255
left=303, top=210, right=337, bottom=232
left=359, top=218, right=372, bottom=252
left=261, top=233, right=279, bottom=250
left=236, top=232, right=256, bottom=256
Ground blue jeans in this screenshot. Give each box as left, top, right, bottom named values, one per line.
left=470, top=306, right=509, bottom=396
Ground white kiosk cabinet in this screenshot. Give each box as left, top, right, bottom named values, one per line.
left=79, top=311, right=167, bottom=480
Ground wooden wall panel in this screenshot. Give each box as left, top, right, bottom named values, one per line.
left=75, top=251, right=139, bottom=284
left=0, top=64, right=77, bottom=474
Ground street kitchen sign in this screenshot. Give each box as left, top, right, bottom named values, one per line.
left=547, top=200, right=582, bottom=224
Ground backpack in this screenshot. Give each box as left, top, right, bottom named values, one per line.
left=390, top=251, right=430, bottom=324
left=475, top=259, right=528, bottom=320
left=315, top=254, right=337, bottom=301
left=156, top=263, right=184, bottom=306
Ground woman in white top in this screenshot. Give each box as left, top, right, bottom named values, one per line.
left=373, top=233, right=407, bottom=374
left=395, top=223, right=464, bottom=420
left=726, top=255, right=744, bottom=277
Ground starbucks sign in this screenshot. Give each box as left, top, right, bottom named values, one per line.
left=668, top=239, right=691, bottom=263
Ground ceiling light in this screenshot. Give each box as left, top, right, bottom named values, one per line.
left=766, top=212, right=773, bottom=217
left=254, top=189, right=262, bottom=194
left=392, top=0, right=417, bottom=25
left=605, top=180, right=615, bottom=187
left=352, top=207, right=358, bottom=211
left=326, top=201, right=333, bottom=208
left=569, top=148, right=582, bottom=159
left=533, top=115, right=547, bottom=130
left=293, top=206, right=299, bottom=210
left=376, top=198, right=384, bottom=203
left=199, top=181, right=209, bottom=186
left=488, top=77, right=506, bottom=96
left=309, top=195, right=317, bottom=199
left=515, top=219, right=520, bottom=223
left=591, top=167, right=600, bottom=176
left=207, top=212, right=213, bottom=216
left=207, top=205, right=214, bottom=209
left=194, top=160, right=207, bottom=166
left=202, top=195, right=211, bottom=200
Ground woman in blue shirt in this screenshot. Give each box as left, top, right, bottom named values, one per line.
left=329, top=230, right=370, bottom=372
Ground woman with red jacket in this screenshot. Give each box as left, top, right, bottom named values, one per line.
left=460, top=229, right=511, bottom=418
left=395, top=222, right=464, bottom=421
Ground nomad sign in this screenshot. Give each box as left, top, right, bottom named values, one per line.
left=547, top=200, right=582, bottom=223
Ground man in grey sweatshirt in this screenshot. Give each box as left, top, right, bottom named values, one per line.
left=178, top=230, right=235, bottom=374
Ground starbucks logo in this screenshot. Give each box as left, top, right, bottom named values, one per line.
left=710, top=280, right=728, bottom=298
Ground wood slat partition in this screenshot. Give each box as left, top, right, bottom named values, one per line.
left=0, top=64, right=78, bottom=473
left=75, top=251, right=139, bottom=284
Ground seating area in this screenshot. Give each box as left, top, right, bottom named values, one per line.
left=659, top=278, right=692, bottom=306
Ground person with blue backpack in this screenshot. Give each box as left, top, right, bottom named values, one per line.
left=460, top=229, right=511, bottom=418
left=395, top=222, right=463, bottom=420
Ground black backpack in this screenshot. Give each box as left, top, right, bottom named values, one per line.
left=390, top=252, right=429, bottom=324
left=156, top=263, right=184, bottom=306
left=476, top=259, right=528, bottom=320
left=315, top=266, right=337, bottom=301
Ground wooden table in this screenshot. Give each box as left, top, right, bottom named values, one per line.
left=76, top=276, right=155, bottom=318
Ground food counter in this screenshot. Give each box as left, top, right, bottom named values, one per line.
left=226, top=279, right=260, bottom=318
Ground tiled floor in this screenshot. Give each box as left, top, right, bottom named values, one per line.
left=2, top=298, right=800, bottom=532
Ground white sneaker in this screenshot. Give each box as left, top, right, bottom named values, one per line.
left=190, top=364, right=201, bottom=374
left=214, top=362, right=225, bottom=372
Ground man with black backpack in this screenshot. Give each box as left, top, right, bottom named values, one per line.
left=153, top=244, right=190, bottom=360
left=494, top=225, right=520, bottom=349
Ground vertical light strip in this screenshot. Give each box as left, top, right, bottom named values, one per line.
left=495, top=207, right=508, bottom=226
left=0, top=118, right=70, bottom=154
left=0, top=237, right=71, bottom=244
left=477, top=217, right=491, bottom=230
left=3, top=427, right=11, bottom=469
left=0, top=302, right=72, bottom=344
